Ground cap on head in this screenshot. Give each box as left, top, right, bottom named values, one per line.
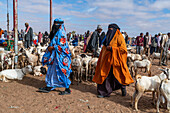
left=97, top=25, right=102, bottom=30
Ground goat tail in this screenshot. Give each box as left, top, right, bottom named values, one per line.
left=135, top=74, right=142, bottom=80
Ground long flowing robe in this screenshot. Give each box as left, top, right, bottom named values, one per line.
left=93, top=29, right=134, bottom=85
left=42, top=23, right=72, bottom=90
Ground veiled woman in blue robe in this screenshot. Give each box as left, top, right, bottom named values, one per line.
left=39, top=18, right=72, bottom=95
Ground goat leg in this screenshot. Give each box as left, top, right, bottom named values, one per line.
left=135, top=91, right=143, bottom=111
left=156, top=91, right=161, bottom=113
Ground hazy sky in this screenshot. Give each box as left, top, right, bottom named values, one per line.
left=0, top=0, right=170, bottom=37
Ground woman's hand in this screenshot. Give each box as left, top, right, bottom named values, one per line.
left=106, top=46, right=112, bottom=51
left=48, top=46, right=54, bottom=52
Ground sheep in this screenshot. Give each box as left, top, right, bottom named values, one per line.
left=71, top=55, right=82, bottom=85
left=127, top=57, right=134, bottom=77
left=3, top=52, right=15, bottom=70
left=33, top=65, right=43, bottom=76
left=88, top=58, right=98, bottom=80
left=18, top=53, right=27, bottom=68
left=22, top=48, right=39, bottom=67
left=134, top=59, right=152, bottom=76
left=70, top=47, right=81, bottom=59
left=81, top=54, right=92, bottom=81
left=7, top=52, right=15, bottom=69
left=152, top=52, right=161, bottom=61
left=0, top=65, right=32, bottom=82
left=156, top=79, right=170, bottom=113
left=127, top=53, right=142, bottom=61
left=0, top=51, right=6, bottom=70
left=38, top=52, right=45, bottom=65
left=131, top=68, right=170, bottom=111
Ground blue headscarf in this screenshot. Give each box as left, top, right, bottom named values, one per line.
left=42, top=18, right=72, bottom=78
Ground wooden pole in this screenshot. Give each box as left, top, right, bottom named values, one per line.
left=50, top=0, right=52, bottom=32
left=13, top=0, right=18, bottom=68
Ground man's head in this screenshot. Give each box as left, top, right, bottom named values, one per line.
left=25, top=23, right=29, bottom=28
left=97, top=25, right=102, bottom=33
left=87, top=30, right=90, bottom=34
left=140, top=33, right=143, bottom=37
left=168, top=33, right=170, bottom=38
left=146, top=32, right=149, bottom=36
left=0, top=28, right=1, bottom=31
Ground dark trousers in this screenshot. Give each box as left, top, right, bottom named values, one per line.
left=25, top=40, right=31, bottom=48
left=97, top=67, right=126, bottom=97
left=150, top=46, right=156, bottom=55
left=161, top=49, right=168, bottom=64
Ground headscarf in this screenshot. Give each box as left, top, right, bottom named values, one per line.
left=105, top=24, right=120, bottom=46
left=42, top=18, right=72, bottom=79
left=49, top=19, right=64, bottom=41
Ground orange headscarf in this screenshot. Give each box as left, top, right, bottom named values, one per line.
left=93, top=29, right=134, bottom=85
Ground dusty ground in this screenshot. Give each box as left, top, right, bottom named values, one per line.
left=0, top=59, right=169, bottom=113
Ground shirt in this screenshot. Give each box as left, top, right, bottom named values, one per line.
left=157, top=36, right=161, bottom=47
left=136, top=36, right=144, bottom=46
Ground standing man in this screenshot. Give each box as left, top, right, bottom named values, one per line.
left=86, top=25, right=102, bottom=57
left=143, top=32, right=150, bottom=55
left=24, top=23, right=33, bottom=48
left=150, top=34, right=158, bottom=55
left=161, top=33, right=170, bottom=66
left=93, top=24, right=134, bottom=98
left=38, top=32, right=43, bottom=43
left=157, top=33, right=162, bottom=53
left=136, top=33, right=144, bottom=54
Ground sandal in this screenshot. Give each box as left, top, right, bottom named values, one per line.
left=38, top=87, right=52, bottom=93
left=59, top=91, right=71, bottom=95
left=97, top=95, right=110, bottom=98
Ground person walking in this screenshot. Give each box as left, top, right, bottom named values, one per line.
left=93, top=24, right=134, bottom=98
left=39, top=18, right=72, bottom=95
left=161, top=33, right=170, bottom=66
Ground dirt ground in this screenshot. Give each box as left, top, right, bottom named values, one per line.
left=0, top=59, right=169, bottom=113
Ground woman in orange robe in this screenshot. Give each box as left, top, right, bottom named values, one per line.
left=93, top=24, right=134, bottom=98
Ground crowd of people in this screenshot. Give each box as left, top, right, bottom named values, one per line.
left=135, top=32, right=170, bottom=66
left=0, top=19, right=169, bottom=97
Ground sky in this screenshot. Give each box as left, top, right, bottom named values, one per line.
left=0, top=0, right=170, bottom=37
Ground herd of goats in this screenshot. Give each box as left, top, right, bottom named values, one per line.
left=0, top=40, right=169, bottom=113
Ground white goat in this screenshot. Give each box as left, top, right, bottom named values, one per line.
left=127, top=53, right=142, bottom=61
left=134, top=59, right=152, bottom=76
left=88, top=58, right=98, bottom=80
left=157, top=78, right=170, bottom=113
left=131, top=68, right=170, bottom=111
left=33, top=66, right=43, bottom=76
left=81, top=54, right=92, bottom=81
left=71, top=55, right=82, bottom=85
left=23, top=48, right=39, bottom=67
left=0, top=65, right=32, bottom=82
